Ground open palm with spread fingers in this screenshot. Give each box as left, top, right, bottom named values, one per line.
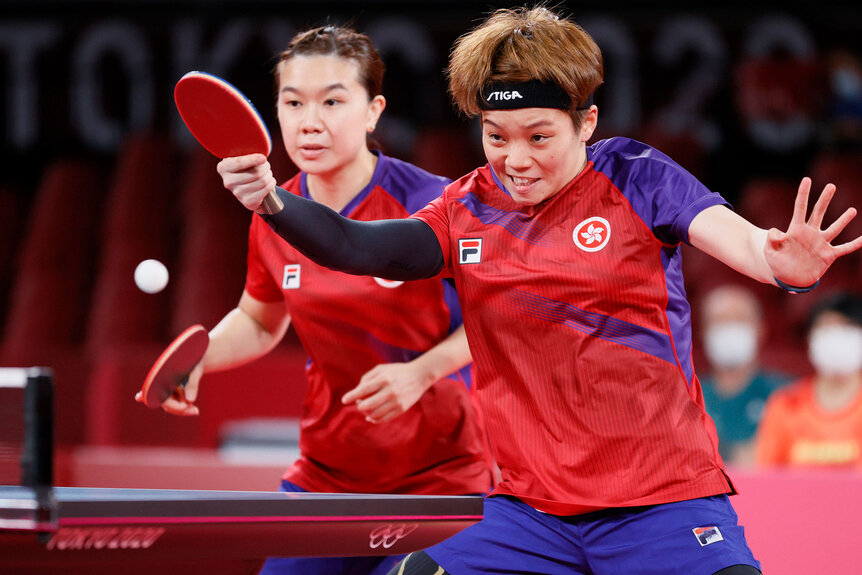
left=765, top=177, right=862, bottom=288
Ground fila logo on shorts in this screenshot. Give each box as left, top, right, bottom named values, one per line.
left=573, top=217, right=611, bottom=252
left=458, top=238, right=483, bottom=264
left=486, top=90, right=523, bottom=101
left=692, top=526, right=724, bottom=547
left=282, top=264, right=301, bottom=289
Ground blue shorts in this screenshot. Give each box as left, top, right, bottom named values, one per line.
left=257, top=480, right=405, bottom=575
left=425, top=494, right=760, bottom=575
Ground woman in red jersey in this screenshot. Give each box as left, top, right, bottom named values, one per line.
left=146, top=25, right=492, bottom=575
left=216, top=7, right=862, bottom=575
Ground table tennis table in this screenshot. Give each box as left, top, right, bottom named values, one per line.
left=0, top=485, right=483, bottom=574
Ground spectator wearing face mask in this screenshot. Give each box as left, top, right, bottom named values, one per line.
left=756, top=292, right=862, bottom=469
left=699, top=285, right=790, bottom=467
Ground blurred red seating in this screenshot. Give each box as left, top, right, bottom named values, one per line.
left=638, top=125, right=707, bottom=182
left=736, top=177, right=798, bottom=232
left=0, top=159, right=106, bottom=447
left=170, top=149, right=251, bottom=334
left=808, top=151, right=862, bottom=241
left=2, top=160, right=104, bottom=352
left=86, top=133, right=179, bottom=348
left=681, top=244, right=752, bottom=307
left=734, top=55, right=827, bottom=128
left=0, top=347, right=94, bottom=447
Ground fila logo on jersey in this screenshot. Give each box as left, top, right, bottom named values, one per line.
left=486, top=90, right=523, bottom=101
left=692, top=526, right=724, bottom=547
left=573, top=217, right=611, bottom=252
left=282, top=264, right=301, bottom=289
left=458, top=238, right=483, bottom=264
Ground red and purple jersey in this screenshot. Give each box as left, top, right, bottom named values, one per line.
left=246, top=152, right=491, bottom=496
left=413, top=137, right=733, bottom=515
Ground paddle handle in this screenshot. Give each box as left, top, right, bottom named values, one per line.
left=258, top=189, right=285, bottom=215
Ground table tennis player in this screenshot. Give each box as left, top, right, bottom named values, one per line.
left=216, top=6, right=862, bottom=575
left=156, top=25, right=493, bottom=575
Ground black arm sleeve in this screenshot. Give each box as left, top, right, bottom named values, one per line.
left=259, top=186, right=445, bottom=281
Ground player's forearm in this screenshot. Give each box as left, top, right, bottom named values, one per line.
left=261, top=186, right=444, bottom=280
left=203, top=305, right=289, bottom=372
left=409, top=325, right=472, bottom=390
left=717, top=223, right=775, bottom=284
left=689, top=205, right=775, bottom=285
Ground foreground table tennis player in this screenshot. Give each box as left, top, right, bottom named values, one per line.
left=146, top=24, right=492, bottom=575
left=216, top=6, right=862, bottom=575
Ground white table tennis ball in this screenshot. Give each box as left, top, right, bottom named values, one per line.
left=134, top=259, right=169, bottom=294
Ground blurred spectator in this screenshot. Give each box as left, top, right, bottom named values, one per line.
left=699, top=284, right=789, bottom=467
left=756, top=292, right=862, bottom=469
left=824, top=48, right=862, bottom=151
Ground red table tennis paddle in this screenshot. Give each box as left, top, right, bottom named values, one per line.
left=174, top=71, right=283, bottom=214
left=140, top=324, right=209, bottom=409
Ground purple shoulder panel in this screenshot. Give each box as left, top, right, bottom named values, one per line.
left=588, top=137, right=728, bottom=245
left=377, top=154, right=451, bottom=215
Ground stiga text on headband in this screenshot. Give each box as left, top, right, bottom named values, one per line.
left=478, top=80, right=592, bottom=111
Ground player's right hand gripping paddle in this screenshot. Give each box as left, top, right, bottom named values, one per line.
left=139, top=325, right=209, bottom=409
left=174, top=71, right=284, bottom=214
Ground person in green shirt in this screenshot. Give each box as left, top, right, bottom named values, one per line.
left=699, top=284, right=789, bottom=466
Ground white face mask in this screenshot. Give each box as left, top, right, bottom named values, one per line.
left=808, top=325, right=862, bottom=376
left=705, top=322, right=757, bottom=369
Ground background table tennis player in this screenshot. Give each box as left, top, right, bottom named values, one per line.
left=0, top=486, right=483, bottom=575
left=174, top=70, right=283, bottom=215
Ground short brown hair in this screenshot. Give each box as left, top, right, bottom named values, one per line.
left=274, top=25, right=385, bottom=99
left=448, top=6, right=603, bottom=124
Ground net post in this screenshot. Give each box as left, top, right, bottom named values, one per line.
left=21, top=367, right=54, bottom=488
left=22, top=368, right=56, bottom=533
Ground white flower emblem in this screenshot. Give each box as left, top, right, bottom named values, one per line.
left=580, top=223, right=605, bottom=245
left=573, top=217, right=611, bottom=252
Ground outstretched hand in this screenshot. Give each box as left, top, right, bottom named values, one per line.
left=217, top=154, right=278, bottom=213
left=341, top=362, right=435, bottom=424
left=765, top=177, right=862, bottom=288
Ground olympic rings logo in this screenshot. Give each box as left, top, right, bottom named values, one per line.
left=368, top=523, right=419, bottom=549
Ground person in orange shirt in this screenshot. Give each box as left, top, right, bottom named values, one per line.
left=756, top=292, right=862, bottom=468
